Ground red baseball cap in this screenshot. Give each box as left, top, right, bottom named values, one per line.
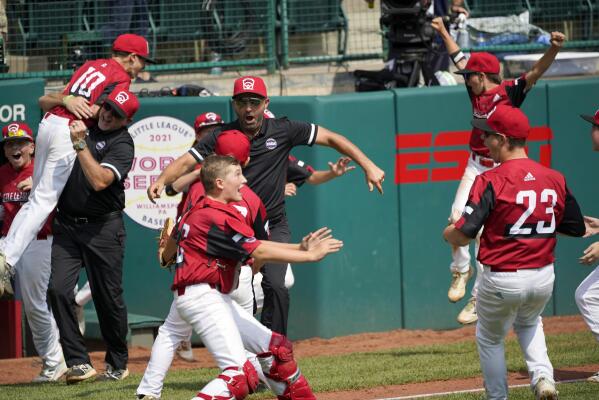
left=263, top=109, right=275, bottom=119
left=105, top=89, right=140, bottom=120
left=455, top=52, right=500, bottom=75
left=233, top=76, right=268, bottom=98
left=2, top=122, right=33, bottom=142
left=471, top=104, right=530, bottom=139
left=112, top=33, right=156, bottom=63
left=215, top=129, right=251, bottom=164
left=194, top=112, right=224, bottom=131
left=580, top=109, right=599, bottom=126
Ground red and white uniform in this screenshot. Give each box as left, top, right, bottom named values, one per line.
left=455, top=157, right=584, bottom=399
left=0, top=161, right=63, bottom=370
left=0, top=58, right=131, bottom=269
left=137, top=196, right=315, bottom=400
left=449, top=76, right=529, bottom=295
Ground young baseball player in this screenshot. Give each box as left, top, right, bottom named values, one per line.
left=0, top=33, right=154, bottom=297
left=148, top=75, right=383, bottom=337
left=138, top=130, right=271, bottom=398
left=443, top=105, right=585, bottom=400
left=575, top=108, right=599, bottom=383
left=139, top=153, right=342, bottom=400
left=0, top=122, right=66, bottom=382
left=431, top=18, right=566, bottom=324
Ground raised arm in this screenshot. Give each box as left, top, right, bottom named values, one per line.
left=315, top=127, right=385, bottom=194
left=307, top=157, right=356, bottom=185
left=431, top=17, right=467, bottom=70
left=148, top=152, right=198, bottom=202
left=524, top=32, right=566, bottom=91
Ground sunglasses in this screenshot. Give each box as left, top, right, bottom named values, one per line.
left=233, top=97, right=264, bottom=108
left=103, top=102, right=124, bottom=119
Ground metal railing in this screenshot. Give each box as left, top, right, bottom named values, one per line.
left=0, top=0, right=598, bottom=80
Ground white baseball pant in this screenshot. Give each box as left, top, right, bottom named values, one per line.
left=75, top=280, right=92, bottom=307
left=476, top=264, right=555, bottom=399
left=1, top=114, right=76, bottom=268
left=575, top=265, right=599, bottom=342
left=254, top=263, right=295, bottom=313
left=13, top=236, right=63, bottom=368
left=137, top=266, right=268, bottom=398
left=450, top=154, right=496, bottom=297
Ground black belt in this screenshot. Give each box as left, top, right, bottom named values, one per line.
left=58, top=210, right=122, bottom=224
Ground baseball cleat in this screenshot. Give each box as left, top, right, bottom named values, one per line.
left=457, top=297, right=478, bottom=324
left=176, top=340, right=195, bottom=362
left=534, top=377, right=558, bottom=400
left=587, top=371, right=599, bottom=383
left=65, top=363, right=97, bottom=384
left=448, top=266, right=473, bottom=303
left=96, top=363, right=129, bottom=381
left=32, top=359, right=68, bottom=383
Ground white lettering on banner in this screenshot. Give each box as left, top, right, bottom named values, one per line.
left=0, top=104, right=26, bottom=122
left=124, top=116, right=195, bottom=229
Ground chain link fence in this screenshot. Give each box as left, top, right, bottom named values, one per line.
left=0, top=0, right=598, bottom=80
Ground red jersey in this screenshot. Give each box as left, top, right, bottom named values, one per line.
left=468, top=75, right=527, bottom=156
left=183, top=182, right=269, bottom=241
left=171, top=196, right=261, bottom=294
left=455, top=158, right=584, bottom=271
left=0, top=161, right=53, bottom=237
left=51, top=58, right=131, bottom=124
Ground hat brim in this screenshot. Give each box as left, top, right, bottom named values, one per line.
left=140, top=55, right=157, bottom=64
left=196, top=121, right=224, bottom=129
left=471, top=118, right=495, bottom=132
left=232, top=93, right=267, bottom=99
left=580, top=114, right=599, bottom=126
left=105, top=99, right=128, bottom=119
left=454, top=69, right=478, bottom=75
left=2, top=136, right=33, bottom=143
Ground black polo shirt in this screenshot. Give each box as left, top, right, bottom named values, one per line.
left=58, top=125, right=134, bottom=217
left=190, top=117, right=318, bottom=221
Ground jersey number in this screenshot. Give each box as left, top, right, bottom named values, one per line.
left=509, top=189, right=557, bottom=236
left=70, top=66, right=106, bottom=98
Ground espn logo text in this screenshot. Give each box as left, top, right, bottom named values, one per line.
left=395, top=127, right=552, bottom=184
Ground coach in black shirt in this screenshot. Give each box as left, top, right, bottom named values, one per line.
left=48, top=89, right=139, bottom=385
left=148, top=76, right=385, bottom=335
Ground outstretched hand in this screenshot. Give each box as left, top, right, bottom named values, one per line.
left=365, top=164, right=385, bottom=194
left=311, top=237, right=344, bottom=261
left=328, top=157, right=356, bottom=177
left=580, top=242, right=599, bottom=266
left=584, top=216, right=599, bottom=238
left=301, top=227, right=333, bottom=251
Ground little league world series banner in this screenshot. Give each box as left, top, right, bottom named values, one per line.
left=124, top=116, right=195, bottom=230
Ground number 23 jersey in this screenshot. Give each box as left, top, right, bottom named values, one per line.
left=455, top=158, right=585, bottom=270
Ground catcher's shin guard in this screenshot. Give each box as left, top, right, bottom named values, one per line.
left=194, top=361, right=258, bottom=400
left=257, top=333, right=316, bottom=400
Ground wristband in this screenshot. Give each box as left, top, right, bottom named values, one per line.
left=450, top=51, right=466, bottom=66
left=62, top=95, right=75, bottom=106
left=165, top=184, right=178, bottom=196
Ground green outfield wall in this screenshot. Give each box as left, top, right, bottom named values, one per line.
left=1, top=78, right=597, bottom=341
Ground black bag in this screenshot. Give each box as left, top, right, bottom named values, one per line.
left=354, top=68, right=409, bottom=92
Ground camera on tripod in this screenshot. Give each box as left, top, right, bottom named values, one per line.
left=381, top=0, right=435, bottom=51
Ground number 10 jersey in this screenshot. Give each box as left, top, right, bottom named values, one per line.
left=455, top=157, right=585, bottom=271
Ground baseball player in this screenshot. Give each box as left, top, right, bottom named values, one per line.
left=140, top=153, right=342, bottom=400
left=443, top=105, right=585, bottom=400
left=432, top=18, right=566, bottom=324
left=0, top=122, right=66, bottom=382
left=575, top=108, right=599, bottom=383
left=0, top=33, right=154, bottom=296
left=148, top=75, right=384, bottom=336
left=138, top=130, right=272, bottom=398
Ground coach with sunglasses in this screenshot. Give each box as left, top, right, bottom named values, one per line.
left=148, top=76, right=385, bottom=335
left=47, top=88, right=139, bottom=384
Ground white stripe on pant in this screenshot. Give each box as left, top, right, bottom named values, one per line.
left=575, top=265, right=599, bottom=342
left=476, top=264, right=555, bottom=400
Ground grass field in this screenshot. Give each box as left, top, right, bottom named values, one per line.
left=1, top=331, right=597, bottom=400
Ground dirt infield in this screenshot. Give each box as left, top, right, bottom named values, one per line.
left=1, top=315, right=595, bottom=398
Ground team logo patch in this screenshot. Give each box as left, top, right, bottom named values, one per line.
left=265, top=138, right=277, bottom=150
left=206, top=112, right=217, bottom=121
left=7, top=123, right=19, bottom=133
left=115, top=91, right=129, bottom=104
left=242, top=78, right=255, bottom=90
left=96, top=141, right=106, bottom=150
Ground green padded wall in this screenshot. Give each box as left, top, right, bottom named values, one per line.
left=0, top=79, right=45, bottom=132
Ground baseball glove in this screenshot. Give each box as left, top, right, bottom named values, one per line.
left=158, top=217, right=177, bottom=268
